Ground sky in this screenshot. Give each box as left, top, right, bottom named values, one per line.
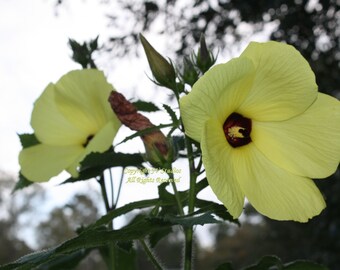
left=0, top=0, right=274, bottom=249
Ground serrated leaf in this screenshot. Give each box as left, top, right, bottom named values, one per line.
left=284, top=261, right=328, bottom=270
left=12, top=173, right=34, bottom=193
left=18, top=133, right=39, bottom=148
left=216, top=262, right=234, bottom=270
left=150, top=212, right=220, bottom=228
left=132, top=100, right=159, bottom=112
left=243, top=255, right=283, bottom=270
left=163, top=104, right=178, bottom=124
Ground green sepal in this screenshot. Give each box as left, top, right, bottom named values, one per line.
left=68, top=36, right=98, bottom=69
left=18, top=133, right=39, bottom=148
left=132, top=100, right=160, bottom=112
left=12, top=173, right=34, bottom=193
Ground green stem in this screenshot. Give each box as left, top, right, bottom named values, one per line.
left=98, top=173, right=115, bottom=270
left=109, top=169, right=114, bottom=209
left=98, top=174, right=110, bottom=212
left=186, top=137, right=197, bottom=214
left=114, top=167, right=125, bottom=207
left=168, top=168, right=184, bottom=216
left=139, top=239, right=163, bottom=270
left=184, top=229, right=194, bottom=270
left=184, top=136, right=198, bottom=270
left=172, top=83, right=197, bottom=269
left=108, top=241, right=116, bottom=270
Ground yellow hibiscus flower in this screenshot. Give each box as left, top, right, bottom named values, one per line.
left=180, top=41, right=340, bottom=222
left=19, top=69, right=121, bottom=182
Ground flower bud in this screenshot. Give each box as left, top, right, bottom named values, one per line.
left=140, top=34, right=176, bottom=89
left=196, top=34, right=216, bottom=73
left=109, top=91, right=174, bottom=168
left=181, top=56, right=199, bottom=86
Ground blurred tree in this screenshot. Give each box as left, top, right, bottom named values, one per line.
left=0, top=171, right=106, bottom=269
left=0, top=174, right=32, bottom=264
left=36, top=194, right=107, bottom=270
left=36, top=194, right=100, bottom=248
left=71, top=0, right=340, bottom=97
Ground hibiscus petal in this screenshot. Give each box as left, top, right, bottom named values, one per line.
left=31, top=83, right=87, bottom=145
left=201, top=118, right=245, bottom=218
left=180, top=57, right=255, bottom=142
left=237, top=41, right=317, bottom=121
left=19, top=144, right=83, bottom=182
left=233, top=143, right=325, bottom=222
left=54, top=69, right=119, bottom=134
left=252, top=93, right=340, bottom=178
left=66, top=120, right=119, bottom=176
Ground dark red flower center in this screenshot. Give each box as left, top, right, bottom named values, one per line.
left=223, top=113, right=252, bottom=148
left=83, top=134, right=94, bottom=147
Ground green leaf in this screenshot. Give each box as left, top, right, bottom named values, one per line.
left=195, top=178, right=208, bottom=194
left=37, top=249, right=91, bottom=270
left=284, top=261, right=328, bottom=270
left=163, top=104, right=179, bottom=125
left=172, top=135, right=186, bottom=152
left=150, top=212, right=220, bottom=228
left=68, top=37, right=98, bottom=69
left=18, top=133, right=39, bottom=148
left=113, top=243, right=137, bottom=270
left=87, top=199, right=161, bottom=231
left=81, top=151, right=144, bottom=170
left=132, top=100, right=159, bottom=112
left=243, top=255, right=283, bottom=270
left=99, top=242, right=137, bottom=270
left=1, top=219, right=170, bottom=269
left=149, top=227, right=173, bottom=248
left=216, top=262, right=234, bottom=270
left=12, top=173, right=34, bottom=193
left=157, top=182, right=185, bottom=216
left=116, top=123, right=174, bottom=146
left=116, top=241, right=134, bottom=253
left=61, top=151, right=144, bottom=184
left=195, top=199, right=239, bottom=225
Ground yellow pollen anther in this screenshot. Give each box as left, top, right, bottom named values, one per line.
left=228, top=126, right=246, bottom=138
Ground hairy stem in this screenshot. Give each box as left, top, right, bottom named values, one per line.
left=98, top=173, right=115, bottom=270
left=168, top=168, right=184, bottom=216
left=184, top=136, right=198, bottom=270
left=139, top=239, right=163, bottom=270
